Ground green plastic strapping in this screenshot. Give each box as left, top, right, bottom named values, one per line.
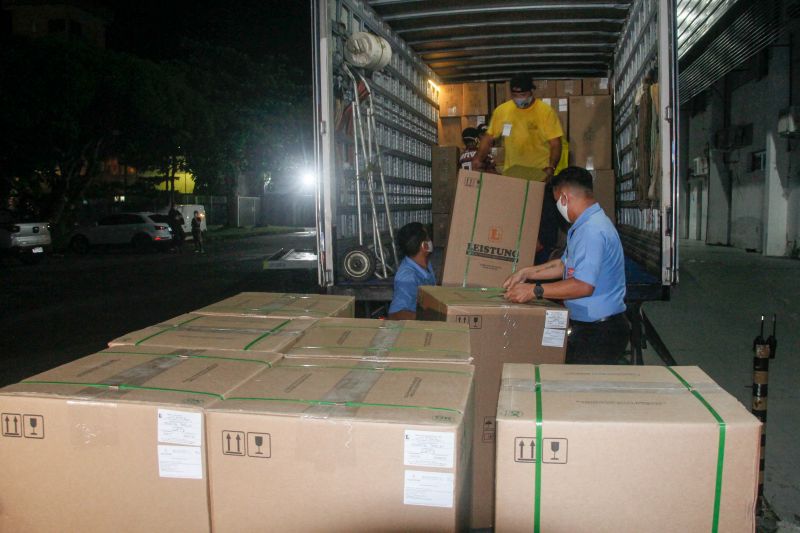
left=243, top=319, right=291, bottom=351
left=534, top=365, right=543, bottom=533
left=462, top=172, right=484, bottom=287
left=225, top=395, right=463, bottom=415
left=667, top=367, right=726, bottom=533
left=134, top=315, right=203, bottom=346
left=20, top=380, right=223, bottom=399
left=512, top=181, right=531, bottom=274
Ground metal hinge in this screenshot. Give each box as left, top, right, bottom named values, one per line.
left=320, top=120, right=327, bottom=135
left=665, top=206, right=673, bottom=237
left=665, top=105, right=673, bottom=122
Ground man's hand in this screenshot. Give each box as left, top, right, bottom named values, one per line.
left=503, top=268, right=528, bottom=290
left=471, top=156, right=485, bottom=171
left=504, top=283, right=535, bottom=304
left=543, top=166, right=555, bottom=183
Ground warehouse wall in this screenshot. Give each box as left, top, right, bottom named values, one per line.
left=681, top=35, right=800, bottom=257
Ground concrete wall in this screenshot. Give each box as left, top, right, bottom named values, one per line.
left=680, top=35, right=800, bottom=257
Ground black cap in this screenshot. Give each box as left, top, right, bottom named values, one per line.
left=509, top=74, right=535, bottom=93
left=462, top=127, right=481, bottom=143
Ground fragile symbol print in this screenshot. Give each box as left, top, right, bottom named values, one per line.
left=2, top=413, right=45, bottom=439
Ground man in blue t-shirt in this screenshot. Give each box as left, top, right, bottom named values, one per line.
left=503, top=166, right=629, bottom=364
left=388, top=222, right=436, bottom=320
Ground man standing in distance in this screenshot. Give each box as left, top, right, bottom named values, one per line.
left=503, top=167, right=629, bottom=364
left=472, top=74, right=564, bottom=262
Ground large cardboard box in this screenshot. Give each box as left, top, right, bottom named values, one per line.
left=493, top=81, right=511, bottom=109
left=0, top=346, right=280, bottom=533
left=541, top=97, right=569, bottom=137
left=433, top=213, right=451, bottom=249
left=462, top=82, right=489, bottom=116
left=280, top=318, right=472, bottom=364
left=460, top=114, right=487, bottom=131
left=438, top=116, right=464, bottom=148
left=532, top=79, right=557, bottom=98
left=206, top=360, right=474, bottom=532
left=109, top=314, right=315, bottom=354
left=441, top=170, right=544, bottom=288
left=569, top=95, right=613, bottom=170
left=192, top=292, right=354, bottom=319
left=417, top=287, right=568, bottom=528
left=495, top=364, right=761, bottom=533
left=583, top=76, right=611, bottom=95
left=556, top=79, right=582, bottom=97
left=432, top=145, right=460, bottom=213
left=439, top=83, right=463, bottom=117
left=592, top=169, right=616, bottom=224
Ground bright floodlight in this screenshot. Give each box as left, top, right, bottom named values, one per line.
left=301, top=171, right=315, bottom=189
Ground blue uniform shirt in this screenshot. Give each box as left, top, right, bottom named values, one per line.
left=389, top=256, right=436, bottom=314
left=561, top=203, right=626, bottom=322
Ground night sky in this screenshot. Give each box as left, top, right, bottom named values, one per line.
left=103, top=0, right=312, bottom=81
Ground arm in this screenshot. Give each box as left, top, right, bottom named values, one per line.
left=387, top=273, right=419, bottom=320
left=505, top=277, right=594, bottom=304
left=471, top=133, right=495, bottom=170
left=503, top=259, right=564, bottom=289
left=545, top=136, right=562, bottom=180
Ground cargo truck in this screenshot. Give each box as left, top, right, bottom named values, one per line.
left=309, top=0, right=679, bottom=317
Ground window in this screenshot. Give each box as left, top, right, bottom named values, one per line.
left=120, top=214, right=144, bottom=225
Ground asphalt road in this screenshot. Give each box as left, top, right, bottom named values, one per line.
left=0, top=230, right=318, bottom=387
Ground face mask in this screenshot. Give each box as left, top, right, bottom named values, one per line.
left=513, top=95, right=533, bottom=108
left=424, top=240, right=434, bottom=253
left=556, top=194, right=571, bottom=223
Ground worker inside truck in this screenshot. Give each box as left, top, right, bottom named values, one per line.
left=387, top=222, right=436, bottom=320
left=459, top=125, right=496, bottom=173
left=503, top=166, right=630, bottom=364
left=471, top=74, right=564, bottom=264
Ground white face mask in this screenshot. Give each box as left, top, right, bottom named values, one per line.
left=513, top=95, right=533, bottom=108
left=424, top=240, right=434, bottom=253
left=556, top=193, right=571, bottom=223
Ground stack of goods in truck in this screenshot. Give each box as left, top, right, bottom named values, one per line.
left=0, top=291, right=762, bottom=531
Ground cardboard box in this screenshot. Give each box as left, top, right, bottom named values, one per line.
left=417, top=287, right=568, bottom=528
left=433, top=213, right=451, bottom=249
left=439, top=83, right=463, bottom=117
left=441, top=170, right=544, bottom=288
left=280, top=318, right=472, bottom=364
left=206, top=360, right=474, bottom=532
left=495, top=364, right=761, bottom=533
left=460, top=114, right=487, bottom=131
left=583, top=76, right=611, bottom=95
left=569, top=95, right=613, bottom=170
left=432, top=145, right=460, bottom=213
left=592, top=169, right=616, bottom=224
left=532, top=79, right=557, bottom=98
left=109, top=314, right=315, bottom=354
left=192, top=292, right=354, bottom=319
left=438, top=116, right=464, bottom=148
left=0, top=347, right=280, bottom=533
left=493, top=81, right=511, bottom=109
left=556, top=79, right=582, bottom=97
left=462, top=82, right=488, bottom=116
left=541, top=97, right=569, bottom=137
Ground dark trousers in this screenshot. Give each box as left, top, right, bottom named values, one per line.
left=566, top=313, right=631, bottom=364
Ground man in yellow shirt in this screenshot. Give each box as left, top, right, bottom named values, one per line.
left=472, top=74, right=565, bottom=263
left=472, top=74, right=563, bottom=178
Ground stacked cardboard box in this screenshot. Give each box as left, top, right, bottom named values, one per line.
left=441, top=169, right=544, bottom=288
left=206, top=358, right=474, bottom=532
left=418, top=287, right=568, bottom=529
left=432, top=146, right=460, bottom=250
left=0, top=345, right=281, bottom=532
left=495, top=364, right=761, bottom=532
left=192, top=292, right=354, bottom=319
left=436, top=82, right=490, bottom=149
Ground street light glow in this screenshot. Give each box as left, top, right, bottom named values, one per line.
left=301, top=171, right=315, bottom=189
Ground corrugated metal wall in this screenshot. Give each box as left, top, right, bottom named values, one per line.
left=678, top=0, right=786, bottom=103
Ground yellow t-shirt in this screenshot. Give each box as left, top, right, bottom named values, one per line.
left=487, top=99, right=564, bottom=173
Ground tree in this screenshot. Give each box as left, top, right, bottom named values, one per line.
left=0, top=36, right=201, bottom=231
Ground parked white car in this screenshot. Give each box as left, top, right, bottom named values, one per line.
left=69, top=212, right=172, bottom=254
left=0, top=211, right=52, bottom=264
left=158, top=204, right=207, bottom=238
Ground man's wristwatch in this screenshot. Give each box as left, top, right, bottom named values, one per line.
left=534, top=282, right=544, bottom=300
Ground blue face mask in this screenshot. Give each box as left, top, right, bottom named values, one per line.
left=513, top=95, right=533, bottom=108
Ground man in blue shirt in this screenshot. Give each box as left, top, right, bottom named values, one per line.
left=388, top=222, right=436, bottom=320
left=503, top=166, right=629, bottom=364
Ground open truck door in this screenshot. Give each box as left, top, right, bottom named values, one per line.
left=311, top=0, right=679, bottom=297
